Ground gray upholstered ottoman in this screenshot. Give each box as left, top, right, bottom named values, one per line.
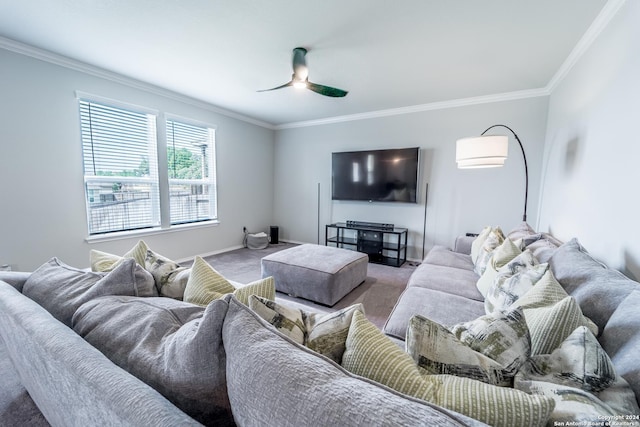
left=261, top=244, right=368, bottom=306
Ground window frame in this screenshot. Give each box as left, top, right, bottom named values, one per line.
left=77, top=92, right=219, bottom=242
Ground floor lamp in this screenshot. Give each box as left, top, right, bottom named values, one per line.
left=455, top=124, right=529, bottom=222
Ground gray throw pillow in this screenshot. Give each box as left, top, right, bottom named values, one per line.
left=22, top=257, right=156, bottom=327
left=72, top=295, right=234, bottom=426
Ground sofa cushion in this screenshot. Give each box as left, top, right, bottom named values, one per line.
left=423, top=246, right=474, bottom=271
left=407, top=263, right=483, bottom=301
left=383, top=287, right=485, bottom=340
left=548, top=238, right=639, bottom=331
left=22, top=257, right=156, bottom=327
left=221, top=296, right=485, bottom=427
left=600, top=290, right=640, bottom=404
left=510, top=269, right=598, bottom=355
left=515, top=326, right=640, bottom=424
left=406, top=307, right=530, bottom=386
left=342, top=308, right=553, bottom=427
left=184, top=256, right=275, bottom=306
left=72, top=295, right=233, bottom=426
left=248, top=295, right=364, bottom=363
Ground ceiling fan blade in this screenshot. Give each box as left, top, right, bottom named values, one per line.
left=257, top=81, right=293, bottom=92
left=306, top=81, right=348, bottom=97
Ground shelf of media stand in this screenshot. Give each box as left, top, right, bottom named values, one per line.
left=325, top=222, right=408, bottom=267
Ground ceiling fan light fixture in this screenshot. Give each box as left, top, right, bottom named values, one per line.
left=293, top=80, right=307, bottom=89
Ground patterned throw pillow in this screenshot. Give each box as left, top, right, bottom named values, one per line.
left=473, top=227, right=505, bottom=275
left=471, top=226, right=492, bottom=265
left=406, top=306, right=531, bottom=386
left=515, top=326, right=640, bottom=425
left=184, top=256, right=275, bottom=306
left=340, top=311, right=553, bottom=427
left=90, top=240, right=149, bottom=272
left=484, top=250, right=545, bottom=313
left=509, top=269, right=598, bottom=355
left=249, top=295, right=363, bottom=363
left=476, top=237, right=522, bottom=297
left=145, top=248, right=191, bottom=299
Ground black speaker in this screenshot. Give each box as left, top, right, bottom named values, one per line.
left=270, top=226, right=279, bottom=244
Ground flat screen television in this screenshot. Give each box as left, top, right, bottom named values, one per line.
left=332, top=147, right=419, bottom=203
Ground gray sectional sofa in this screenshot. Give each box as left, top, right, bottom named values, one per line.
left=1, top=223, right=639, bottom=426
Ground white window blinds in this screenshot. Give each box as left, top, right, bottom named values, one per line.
left=80, top=100, right=160, bottom=235
left=166, top=119, right=217, bottom=225
left=79, top=97, right=218, bottom=236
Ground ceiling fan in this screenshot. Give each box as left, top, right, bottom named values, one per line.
left=258, top=47, right=348, bottom=97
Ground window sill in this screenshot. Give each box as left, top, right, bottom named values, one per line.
left=85, top=220, right=220, bottom=244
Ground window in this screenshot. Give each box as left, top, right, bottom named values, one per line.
left=79, top=97, right=217, bottom=235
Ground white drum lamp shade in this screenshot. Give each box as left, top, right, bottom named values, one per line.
left=456, top=135, right=509, bottom=168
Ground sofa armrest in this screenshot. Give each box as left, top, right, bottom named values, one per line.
left=454, top=235, right=475, bottom=255
left=0, top=271, right=31, bottom=292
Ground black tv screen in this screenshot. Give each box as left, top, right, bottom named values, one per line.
left=332, top=147, right=419, bottom=203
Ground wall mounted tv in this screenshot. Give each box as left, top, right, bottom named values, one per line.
left=332, top=147, right=419, bottom=203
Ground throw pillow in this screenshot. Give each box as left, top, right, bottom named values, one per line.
left=506, top=222, right=536, bottom=240
left=515, top=326, right=640, bottom=425
left=90, top=240, right=149, bottom=272
left=184, top=256, right=274, bottom=306
left=72, top=295, right=234, bottom=425
left=144, top=248, right=191, bottom=299
left=510, top=269, right=598, bottom=355
left=248, top=295, right=364, bottom=363
left=340, top=309, right=553, bottom=427
left=426, top=374, right=555, bottom=427
left=471, top=226, right=492, bottom=265
left=473, top=227, right=505, bottom=276
left=476, top=237, right=522, bottom=297
left=406, top=306, right=531, bottom=386
left=22, top=257, right=157, bottom=327
left=486, top=266, right=548, bottom=314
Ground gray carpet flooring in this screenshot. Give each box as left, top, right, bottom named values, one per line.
left=0, top=242, right=414, bottom=425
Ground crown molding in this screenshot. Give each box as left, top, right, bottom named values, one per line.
left=275, top=88, right=550, bottom=130
left=0, top=36, right=276, bottom=130
left=546, top=0, right=626, bottom=93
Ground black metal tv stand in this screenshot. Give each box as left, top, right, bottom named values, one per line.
left=325, top=222, right=408, bottom=267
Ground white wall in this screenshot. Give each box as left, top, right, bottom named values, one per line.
left=0, top=48, right=275, bottom=271
left=538, top=0, right=640, bottom=279
left=274, top=97, right=548, bottom=260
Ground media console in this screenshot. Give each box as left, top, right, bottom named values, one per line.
left=325, top=222, right=408, bottom=267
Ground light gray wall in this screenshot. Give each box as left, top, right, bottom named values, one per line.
left=538, top=0, right=640, bottom=279
left=274, top=97, right=549, bottom=260
left=0, top=48, right=275, bottom=271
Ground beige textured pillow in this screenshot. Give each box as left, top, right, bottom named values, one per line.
left=407, top=306, right=531, bottom=386
left=184, top=256, right=274, bottom=306
left=249, top=295, right=363, bottom=363
left=341, top=311, right=435, bottom=402
left=476, top=237, right=522, bottom=297
left=426, top=374, right=555, bottom=427
left=90, top=240, right=149, bottom=272
left=510, top=269, right=598, bottom=355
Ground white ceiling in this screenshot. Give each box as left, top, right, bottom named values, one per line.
left=0, top=0, right=608, bottom=127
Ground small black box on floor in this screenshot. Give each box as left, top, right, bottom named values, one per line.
left=270, top=226, right=279, bottom=244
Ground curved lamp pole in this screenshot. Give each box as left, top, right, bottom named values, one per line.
left=456, top=124, right=529, bottom=222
